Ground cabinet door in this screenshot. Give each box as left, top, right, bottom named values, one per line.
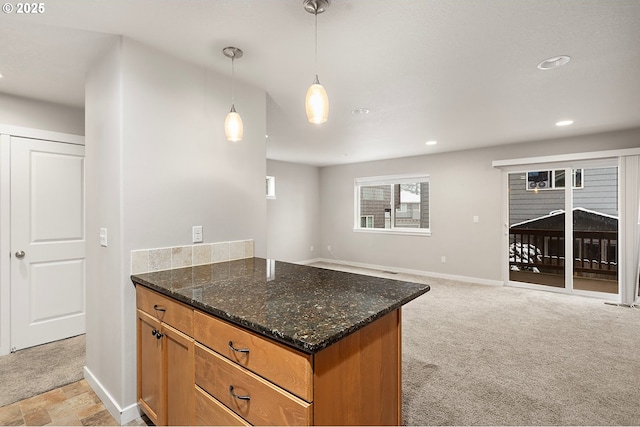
left=163, top=323, right=195, bottom=426
left=137, top=309, right=164, bottom=425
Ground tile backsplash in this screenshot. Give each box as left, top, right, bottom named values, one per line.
left=131, top=239, right=254, bottom=274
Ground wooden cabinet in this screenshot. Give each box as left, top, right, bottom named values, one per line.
left=136, top=309, right=162, bottom=424
left=193, top=308, right=401, bottom=426
left=195, top=343, right=313, bottom=426
left=136, top=286, right=194, bottom=426
left=194, top=311, right=313, bottom=401
left=313, top=308, right=401, bottom=425
left=136, top=285, right=402, bottom=426
left=195, top=385, right=250, bottom=426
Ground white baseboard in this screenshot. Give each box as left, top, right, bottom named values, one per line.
left=295, top=257, right=324, bottom=265
left=309, top=257, right=504, bottom=287
left=84, top=366, right=141, bottom=425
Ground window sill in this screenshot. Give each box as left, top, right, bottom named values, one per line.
left=352, top=228, right=431, bottom=237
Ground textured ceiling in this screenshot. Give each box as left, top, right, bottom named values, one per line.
left=1, top=0, right=639, bottom=166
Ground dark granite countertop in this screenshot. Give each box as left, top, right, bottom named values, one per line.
left=131, top=258, right=430, bottom=354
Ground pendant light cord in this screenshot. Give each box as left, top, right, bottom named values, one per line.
left=231, top=56, right=236, bottom=106
left=314, top=10, right=318, bottom=75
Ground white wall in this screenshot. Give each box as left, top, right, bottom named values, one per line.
left=266, top=160, right=320, bottom=262
left=319, top=128, right=640, bottom=282
left=85, top=37, right=267, bottom=422
left=84, top=36, right=125, bottom=416
left=0, top=93, right=84, bottom=135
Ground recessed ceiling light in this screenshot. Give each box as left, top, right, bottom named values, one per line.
left=537, top=55, right=571, bottom=70
left=556, top=120, right=574, bottom=127
left=352, top=108, right=370, bottom=115
left=425, top=140, right=437, bottom=146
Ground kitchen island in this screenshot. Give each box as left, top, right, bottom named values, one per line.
left=131, top=257, right=430, bottom=426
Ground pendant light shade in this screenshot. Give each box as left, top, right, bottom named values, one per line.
left=223, top=47, right=243, bottom=142
left=304, top=0, right=330, bottom=124
left=305, top=75, right=329, bottom=124
left=225, top=105, right=243, bottom=142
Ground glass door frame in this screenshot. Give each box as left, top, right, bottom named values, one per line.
left=501, top=158, right=620, bottom=300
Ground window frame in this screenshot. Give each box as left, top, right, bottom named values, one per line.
left=526, top=169, right=584, bottom=191
left=353, top=173, right=431, bottom=236
left=360, top=215, right=374, bottom=228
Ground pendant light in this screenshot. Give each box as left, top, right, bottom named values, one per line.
left=304, top=0, right=329, bottom=124
left=223, top=46, right=243, bottom=142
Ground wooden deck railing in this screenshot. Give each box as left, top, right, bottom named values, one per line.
left=509, top=228, right=617, bottom=278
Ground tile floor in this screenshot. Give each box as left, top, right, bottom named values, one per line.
left=0, top=380, right=151, bottom=426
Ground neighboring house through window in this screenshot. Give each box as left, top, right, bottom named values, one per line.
left=354, top=173, right=430, bottom=235
left=526, top=169, right=583, bottom=191
left=360, top=215, right=374, bottom=228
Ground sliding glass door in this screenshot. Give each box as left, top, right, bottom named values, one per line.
left=572, top=167, right=618, bottom=294
left=508, top=164, right=619, bottom=295
left=509, top=170, right=566, bottom=288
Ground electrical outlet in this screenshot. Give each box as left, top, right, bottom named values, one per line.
left=328, top=245, right=332, bottom=251
left=192, top=226, right=203, bottom=243
left=310, top=245, right=314, bottom=252
left=441, top=256, right=446, bottom=263
left=473, top=215, right=479, bottom=223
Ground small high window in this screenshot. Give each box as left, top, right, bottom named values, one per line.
left=266, top=176, right=276, bottom=199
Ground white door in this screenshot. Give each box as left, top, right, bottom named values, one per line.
left=10, top=137, right=86, bottom=351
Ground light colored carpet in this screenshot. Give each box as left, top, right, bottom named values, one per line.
left=0, top=334, right=85, bottom=407
left=310, top=261, right=640, bottom=426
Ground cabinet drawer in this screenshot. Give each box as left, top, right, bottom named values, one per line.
left=136, top=286, right=193, bottom=335
left=195, top=385, right=250, bottom=426
left=195, top=343, right=312, bottom=426
left=194, top=311, right=312, bottom=401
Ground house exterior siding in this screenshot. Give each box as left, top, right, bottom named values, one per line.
left=360, top=185, right=391, bottom=228
left=509, top=167, right=618, bottom=225
left=359, top=182, right=430, bottom=229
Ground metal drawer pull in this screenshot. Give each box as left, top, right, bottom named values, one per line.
left=229, top=385, right=250, bottom=401
left=153, top=304, right=166, bottom=312
left=228, top=341, right=250, bottom=354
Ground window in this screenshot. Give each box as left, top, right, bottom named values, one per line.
left=266, top=176, right=276, bottom=199
left=526, top=169, right=583, bottom=191
left=360, top=215, right=374, bottom=228
left=354, top=174, right=430, bottom=235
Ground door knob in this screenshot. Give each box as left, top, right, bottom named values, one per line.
left=15, top=251, right=25, bottom=259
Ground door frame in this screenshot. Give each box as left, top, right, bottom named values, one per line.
left=502, top=160, right=618, bottom=299
left=494, top=148, right=640, bottom=304
left=0, top=124, right=84, bottom=356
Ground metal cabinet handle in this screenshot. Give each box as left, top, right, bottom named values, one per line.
left=151, top=329, right=164, bottom=339
left=15, top=251, right=25, bottom=259
left=229, top=385, right=250, bottom=401
left=153, top=304, right=166, bottom=313
left=228, top=341, right=249, bottom=354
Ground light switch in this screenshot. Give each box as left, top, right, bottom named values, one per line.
left=100, top=228, right=108, bottom=247
left=192, top=226, right=203, bottom=243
